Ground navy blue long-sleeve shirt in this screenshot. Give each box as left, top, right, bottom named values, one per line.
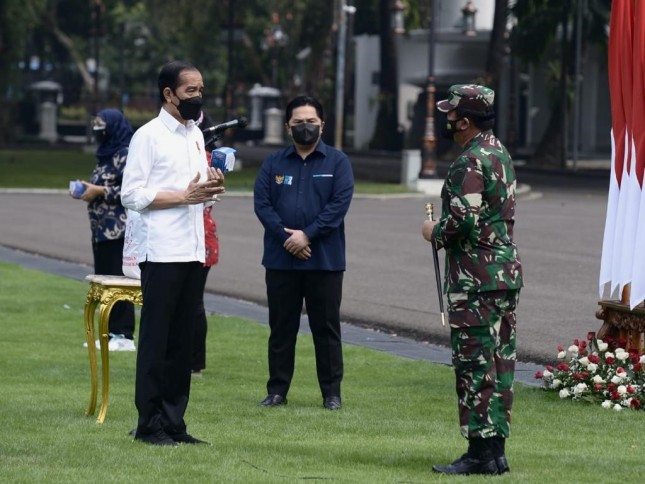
left=253, top=140, right=354, bottom=271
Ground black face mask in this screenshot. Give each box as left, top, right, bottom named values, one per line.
left=291, top=123, right=320, bottom=146
left=440, top=116, right=463, bottom=139
left=93, top=128, right=109, bottom=145
left=173, top=92, right=203, bottom=121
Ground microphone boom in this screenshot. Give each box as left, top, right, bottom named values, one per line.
left=203, top=116, right=248, bottom=135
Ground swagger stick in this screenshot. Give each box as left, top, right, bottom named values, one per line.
left=425, top=203, right=445, bottom=327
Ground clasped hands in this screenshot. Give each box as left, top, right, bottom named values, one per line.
left=283, top=228, right=311, bottom=260
left=184, top=167, right=225, bottom=204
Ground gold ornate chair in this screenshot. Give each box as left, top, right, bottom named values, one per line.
left=84, top=274, right=142, bottom=423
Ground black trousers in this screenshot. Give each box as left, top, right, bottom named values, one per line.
left=92, top=238, right=135, bottom=338
left=265, top=269, right=344, bottom=399
left=191, top=265, right=211, bottom=372
left=135, top=261, right=202, bottom=435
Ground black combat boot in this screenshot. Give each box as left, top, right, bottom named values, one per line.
left=489, top=436, right=510, bottom=474
left=432, top=438, right=498, bottom=475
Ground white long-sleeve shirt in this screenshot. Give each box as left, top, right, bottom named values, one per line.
left=121, top=108, right=208, bottom=263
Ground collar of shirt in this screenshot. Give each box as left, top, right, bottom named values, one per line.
left=462, top=129, right=496, bottom=153
left=159, top=106, right=197, bottom=134
left=285, top=140, right=329, bottom=160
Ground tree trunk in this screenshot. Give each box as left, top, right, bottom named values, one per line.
left=483, top=0, right=509, bottom=93
left=530, top=0, right=577, bottom=168
left=530, top=102, right=565, bottom=167
left=369, top=0, right=400, bottom=151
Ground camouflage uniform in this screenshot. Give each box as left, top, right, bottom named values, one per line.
left=432, top=85, right=523, bottom=440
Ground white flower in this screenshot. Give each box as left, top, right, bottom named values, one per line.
left=543, top=369, right=553, bottom=378
left=598, top=342, right=609, bottom=352
left=557, top=351, right=567, bottom=359
left=550, top=379, right=562, bottom=389
left=605, top=352, right=614, bottom=361
left=574, top=383, right=588, bottom=395
left=611, top=375, right=622, bottom=385
left=568, top=345, right=580, bottom=355
left=578, top=356, right=590, bottom=367
left=592, top=375, right=605, bottom=384
left=559, top=389, right=571, bottom=399
left=616, top=349, right=629, bottom=361
left=640, top=355, right=645, bottom=364
left=602, top=400, right=612, bottom=409
left=587, top=363, right=598, bottom=373
left=618, top=385, right=628, bottom=395
left=613, top=404, right=623, bottom=411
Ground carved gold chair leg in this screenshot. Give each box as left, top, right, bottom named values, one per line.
left=96, top=299, right=118, bottom=424
left=84, top=298, right=99, bottom=417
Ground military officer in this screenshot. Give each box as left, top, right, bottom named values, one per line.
left=422, top=84, right=523, bottom=476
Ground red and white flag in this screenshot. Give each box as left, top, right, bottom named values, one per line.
left=627, top=0, right=645, bottom=308
left=600, top=0, right=645, bottom=309
left=600, top=0, right=632, bottom=299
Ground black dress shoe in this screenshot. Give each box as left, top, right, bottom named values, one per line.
left=432, top=452, right=498, bottom=475
left=323, top=396, right=342, bottom=410
left=258, top=394, right=287, bottom=407
left=169, top=433, right=210, bottom=445
left=495, top=455, right=510, bottom=474
left=134, top=429, right=178, bottom=447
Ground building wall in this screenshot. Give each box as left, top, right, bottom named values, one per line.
left=437, top=0, right=495, bottom=31
left=518, top=46, right=610, bottom=156
left=352, top=35, right=381, bottom=150
left=395, top=30, right=490, bottom=123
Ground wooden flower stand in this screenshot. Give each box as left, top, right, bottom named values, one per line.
left=596, top=286, right=645, bottom=353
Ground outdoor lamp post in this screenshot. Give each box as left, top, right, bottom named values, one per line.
left=391, top=0, right=405, bottom=34
left=419, top=0, right=437, bottom=179
left=461, top=1, right=478, bottom=36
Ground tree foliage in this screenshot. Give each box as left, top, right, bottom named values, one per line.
left=0, top=0, right=48, bottom=86
left=0, top=0, right=616, bottom=160
left=0, top=0, right=48, bottom=144
left=0, top=0, right=341, bottom=144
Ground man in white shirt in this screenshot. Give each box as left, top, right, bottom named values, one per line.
left=121, top=60, right=225, bottom=446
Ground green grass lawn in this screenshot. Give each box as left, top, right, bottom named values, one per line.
left=2, top=261, right=645, bottom=482
left=0, top=148, right=413, bottom=195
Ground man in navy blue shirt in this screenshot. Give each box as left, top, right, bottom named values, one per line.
left=254, top=95, right=354, bottom=410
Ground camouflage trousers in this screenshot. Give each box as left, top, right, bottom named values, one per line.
left=447, top=289, right=520, bottom=440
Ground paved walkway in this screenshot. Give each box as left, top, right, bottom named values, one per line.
left=0, top=244, right=542, bottom=387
